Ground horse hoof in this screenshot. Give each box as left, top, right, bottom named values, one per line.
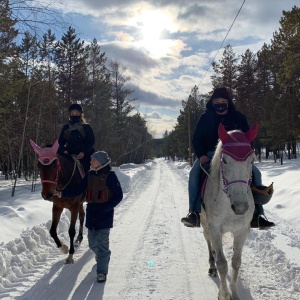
left=65, top=253, right=74, bottom=264
left=208, top=267, right=218, bottom=277
left=75, top=236, right=83, bottom=246
left=65, top=258, right=74, bottom=264
left=59, top=244, right=68, bottom=254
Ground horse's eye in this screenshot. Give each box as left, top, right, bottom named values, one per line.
left=223, top=158, right=227, bottom=164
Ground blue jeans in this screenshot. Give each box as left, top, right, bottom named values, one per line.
left=88, top=228, right=111, bottom=274
left=188, top=151, right=214, bottom=213
left=188, top=156, right=264, bottom=215
left=252, top=164, right=262, bottom=186
left=252, top=164, right=264, bottom=215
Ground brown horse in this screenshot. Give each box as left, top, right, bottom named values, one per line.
left=30, top=140, right=85, bottom=264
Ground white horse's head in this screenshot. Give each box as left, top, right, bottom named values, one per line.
left=211, top=123, right=258, bottom=215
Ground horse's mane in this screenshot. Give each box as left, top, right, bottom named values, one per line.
left=57, top=152, right=75, bottom=162
left=210, top=129, right=242, bottom=180
left=210, top=141, right=222, bottom=180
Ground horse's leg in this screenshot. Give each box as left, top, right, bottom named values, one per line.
left=205, top=239, right=217, bottom=277
left=230, top=229, right=249, bottom=300
left=65, top=205, right=79, bottom=264
left=201, top=213, right=217, bottom=276
left=210, top=229, right=231, bottom=300
left=75, top=202, right=85, bottom=246
left=49, top=205, right=68, bottom=253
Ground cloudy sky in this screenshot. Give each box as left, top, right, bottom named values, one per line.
left=50, top=0, right=296, bottom=137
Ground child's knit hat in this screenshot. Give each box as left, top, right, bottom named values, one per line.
left=91, top=151, right=111, bottom=166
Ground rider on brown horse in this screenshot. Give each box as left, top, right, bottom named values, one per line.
left=58, top=103, right=95, bottom=173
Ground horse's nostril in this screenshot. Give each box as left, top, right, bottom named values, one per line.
left=231, top=204, right=236, bottom=212
left=42, top=193, right=53, bottom=201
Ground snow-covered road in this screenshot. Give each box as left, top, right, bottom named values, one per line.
left=1, top=159, right=300, bottom=299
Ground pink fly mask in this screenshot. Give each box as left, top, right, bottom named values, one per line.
left=30, top=140, right=60, bottom=185
left=30, top=140, right=59, bottom=165
left=218, top=122, right=258, bottom=198
left=219, top=122, right=258, bottom=161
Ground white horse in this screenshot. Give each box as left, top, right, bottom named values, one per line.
left=200, top=123, right=258, bottom=300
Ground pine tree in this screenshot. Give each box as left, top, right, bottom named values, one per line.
left=266, top=6, right=300, bottom=155
left=85, top=39, right=113, bottom=150
left=38, top=29, right=60, bottom=140
left=54, top=27, right=88, bottom=108
left=235, top=49, right=258, bottom=125
left=211, top=45, right=238, bottom=94
left=109, top=60, right=135, bottom=126
left=0, top=1, right=23, bottom=181
left=0, top=1, right=19, bottom=114
left=171, top=86, right=207, bottom=160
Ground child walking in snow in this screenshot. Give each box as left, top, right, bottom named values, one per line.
left=55, top=151, right=123, bottom=282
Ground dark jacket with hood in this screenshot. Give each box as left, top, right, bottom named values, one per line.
left=61, top=165, right=123, bottom=230
left=58, top=121, right=95, bottom=156
left=192, top=89, right=249, bottom=159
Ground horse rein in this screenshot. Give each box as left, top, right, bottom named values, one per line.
left=59, top=158, right=77, bottom=191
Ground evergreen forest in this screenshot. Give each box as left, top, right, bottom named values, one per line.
left=163, top=6, right=300, bottom=164
left=1, top=2, right=300, bottom=193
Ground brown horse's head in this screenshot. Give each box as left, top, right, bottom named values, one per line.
left=30, top=140, right=60, bottom=201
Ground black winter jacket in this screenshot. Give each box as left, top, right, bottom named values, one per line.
left=62, top=165, right=123, bottom=230
left=58, top=122, right=95, bottom=156
left=192, top=97, right=249, bottom=159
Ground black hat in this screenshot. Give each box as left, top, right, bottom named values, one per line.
left=68, top=103, right=83, bottom=113
left=210, top=87, right=232, bottom=101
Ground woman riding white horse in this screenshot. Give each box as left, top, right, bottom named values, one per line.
left=201, top=123, right=257, bottom=300
left=181, top=86, right=275, bottom=229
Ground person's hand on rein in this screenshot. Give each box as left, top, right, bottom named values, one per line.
left=200, top=155, right=209, bottom=165
left=77, top=152, right=84, bottom=159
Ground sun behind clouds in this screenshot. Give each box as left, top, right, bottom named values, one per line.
left=129, top=8, right=178, bottom=59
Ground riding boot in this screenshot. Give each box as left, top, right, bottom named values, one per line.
left=181, top=212, right=200, bottom=227
left=250, top=213, right=275, bottom=229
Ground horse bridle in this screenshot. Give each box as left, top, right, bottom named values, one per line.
left=38, top=155, right=61, bottom=185
left=38, top=155, right=77, bottom=190
left=220, top=151, right=252, bottom=198
left=200, top=142, right=253, bottom=198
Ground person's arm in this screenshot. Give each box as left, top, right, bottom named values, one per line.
left=82, top=124, right=95, bottom=154
left=101, top=172, right=123, bottom=213
left=192, top=114, right=207, bottom=159
left=58, top=124, right=69, bottom=154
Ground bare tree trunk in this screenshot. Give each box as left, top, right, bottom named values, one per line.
left=12, top=82, right=32, bottom=196
left=31, top=88, right=44, bottom=192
